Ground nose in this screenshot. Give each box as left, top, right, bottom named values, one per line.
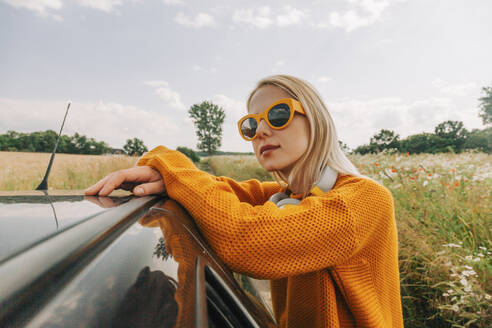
left=255, top=118, right=272, bottom=139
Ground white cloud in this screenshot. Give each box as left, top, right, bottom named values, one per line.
left=76, top=0, right=135, bottom=13
left=327, top=94, right=482, bottom=149
left=432, top=78, right=478, bottom=96
left=317, top=76, right=333, bottom=83
left=276, top=5, right=308, bottom=27
left=144, top=80, right=186, bottom=111
left=318, top=0, right=393, bottom=32
left=0, top=98, right=190, bottom=149
left=144, top=80, right=169, bottom=88
left=192, top=65, right=217, bottom=73
left=175, top=12, right=216, bottom=28
left=232, top=6, right=273, bottom=28
left=2, top=0, right=63, bottom=20
left=232, top=5, right=308, bottom=28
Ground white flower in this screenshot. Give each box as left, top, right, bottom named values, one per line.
left=462, top=265, right=473, bottom=270
left=442, top=292, right=449, bottom=297
left=461, top=270, right=477, bottom=277
left=451, top=304, right=459, bottom=312
left=485, top=294, right=492, bottom=300
left=423, top=180, right=428, bottom=187
left=443, top=243, right=462, bottom=248
left=478, top=246, right=487, bottom=251
left=460, top=277, right=469, bottom=287
left=447, top=289, right=454, bottom=294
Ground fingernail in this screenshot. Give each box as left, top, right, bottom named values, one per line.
left=134, top=187, right=143, bottom=195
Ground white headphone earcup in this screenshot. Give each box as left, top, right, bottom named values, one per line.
left=277, top=198, right=301, bottom=208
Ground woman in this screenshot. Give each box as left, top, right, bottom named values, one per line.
left=86, top=75, right=403, bottom=327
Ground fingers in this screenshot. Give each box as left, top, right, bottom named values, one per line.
left=85, top=175, right=111, bottom=196
left=133, top=180, right=166, bottom=196
left=84, top=166, right=164, bottom=197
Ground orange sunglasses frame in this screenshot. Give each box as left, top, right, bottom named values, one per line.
left=237, top=98, right=306, bottom=141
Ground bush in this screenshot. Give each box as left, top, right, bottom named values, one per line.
left=177, top=146, right=200, bottom=163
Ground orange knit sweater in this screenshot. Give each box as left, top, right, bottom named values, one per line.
left=138, top=146, right=403, bottom=328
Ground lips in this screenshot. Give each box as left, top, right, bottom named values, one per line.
left=260, top=144, right=280, bottom=155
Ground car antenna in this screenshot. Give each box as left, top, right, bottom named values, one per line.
left=36, top=101, right=71, bottom=190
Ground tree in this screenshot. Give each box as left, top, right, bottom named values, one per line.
left=434, top=120, right=468, bottom=153
left=353, top=143, right=376, bottom=155
left=123, top=138, right=148, bottom=156
left=188, top=101, right=225, bottom=155
left=369, top=129, right=400, bottom=152
left=177, top=146, right=200, bottom=163
left=399, top=133, right=444, bottom=154
left=338, top=140, right=350, bottom=154
left=478, top=85, right=492, bottom=125
left=464, top=127, right=492, bottom=154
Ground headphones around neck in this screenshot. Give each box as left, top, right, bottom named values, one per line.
left=268, top=166, right=338, bottom=208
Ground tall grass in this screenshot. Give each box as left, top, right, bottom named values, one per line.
left=0, top=151, right=138, bottom=190
left=208, top=151, right=492, bottom=327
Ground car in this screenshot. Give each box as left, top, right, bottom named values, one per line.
left=0, top=190, right=277, bottom=327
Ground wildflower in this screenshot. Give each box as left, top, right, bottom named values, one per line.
left=479, top=246, right=487, bottom=251
left=450, top=168, right=456, bottom=173
left=443, top=243, right=462, bottom=248
left=375, top=163, right=379, bottom=167
left=485, top=294, right=492, bottom=300
left=454, top=182, right=459, bottom=187
left=428, top=173, right=432, bottom=177
left=392, top=168, right=397, bottom=173
left=423, top=180, right=428, bottom=187
left=461, top=270, right=476, bottom=277
left=410, top=177, right=415, bottom=180
left=459, top=277, right=469, bottom=287
left=451, top=304, right=459, bottom=312
left=442, top=292, right=449, bottom=297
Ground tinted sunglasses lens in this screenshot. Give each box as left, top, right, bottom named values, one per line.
left=241, top=118, right=258, bottom=139
left=268, top=104, right=291, bottom=127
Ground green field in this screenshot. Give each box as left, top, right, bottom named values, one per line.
left=1, top=151, right=491, bottom=327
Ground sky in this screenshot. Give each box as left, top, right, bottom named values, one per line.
left=1, top=0, right=491, bottom=152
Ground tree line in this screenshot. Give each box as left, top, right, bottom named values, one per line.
left=0, top=130, right=149, bottom=156
left=352, top=122, right=492, bottom=154
left=353, top=84, right=492, bottom=154
left=0, top=130, right=111, bottom=155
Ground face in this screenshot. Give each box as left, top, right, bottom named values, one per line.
left=248, top=85, right=310, bottom=177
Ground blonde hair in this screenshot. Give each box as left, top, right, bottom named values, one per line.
left=247, top=75, right=361, bottom=196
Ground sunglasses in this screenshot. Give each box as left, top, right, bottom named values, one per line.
left=238, top=98, right=306, bottom=141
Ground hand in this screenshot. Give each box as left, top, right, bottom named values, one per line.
left=84, top=166, right=166, bottom=197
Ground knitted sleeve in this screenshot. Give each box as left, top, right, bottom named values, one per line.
left=138, top=146, right=282, bottom=205
left=138, top=146, right=395, bottom=280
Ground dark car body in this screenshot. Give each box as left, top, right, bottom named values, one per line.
left=0, top=191, right=276, bottom=327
